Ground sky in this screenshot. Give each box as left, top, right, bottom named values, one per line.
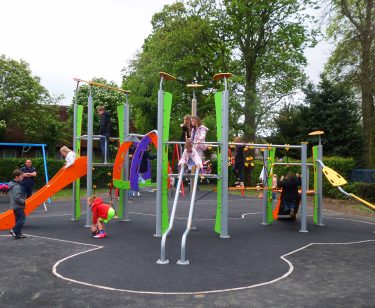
left=1, top=0, right=332, bottom=106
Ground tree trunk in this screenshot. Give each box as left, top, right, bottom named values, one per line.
left=243, top=60, right=257, bottom=142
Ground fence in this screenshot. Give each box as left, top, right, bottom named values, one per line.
left=350, top=169, right=375, bottom=183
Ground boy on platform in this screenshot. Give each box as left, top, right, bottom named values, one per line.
left=88, top=196, right=116, bottom=238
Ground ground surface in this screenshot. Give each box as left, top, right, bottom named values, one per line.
left=0, top=190, right=374, bottom=307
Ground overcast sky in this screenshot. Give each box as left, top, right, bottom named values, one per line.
left=1, top=0, right=332, bottom=106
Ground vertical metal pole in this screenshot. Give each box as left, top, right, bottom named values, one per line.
left=41, top=145, right=51, bottom=204
left=317, top=144, right=324, bottom=226
left=72, top=81, right=79, bottom=219
left=86, top=87, right=93, bottom=227
left=155, top=77, right=164, bottom=237
left=220, top=77, right=229, bottom=238
left=104, top=138, right=108, bottom=164
left=192, top=89, right=197, bottom=117
left=306, top=167, right=310, bottom=191
left=299, top=142, right=308, bottom=233
left=123, top=95, right=130, bottom=221
left=262, top=150, right=269, bottom=225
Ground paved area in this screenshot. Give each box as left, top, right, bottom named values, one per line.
left=0, top=191, right=374, bottom=307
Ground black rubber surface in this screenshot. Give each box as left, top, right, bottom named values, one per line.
left=0, top=191, right=374, bottom=307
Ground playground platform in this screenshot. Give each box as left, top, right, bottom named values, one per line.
left=0, top=191, right=374, bottom=307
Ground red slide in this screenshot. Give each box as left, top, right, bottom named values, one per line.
left=0, top=157, right=87, bottom=231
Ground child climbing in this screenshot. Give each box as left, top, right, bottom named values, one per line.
left=232, top=136, right=245, bottom=187
left=277, top=172, right=301, bottom=219
left=88, top=195, right=116, bottom=238
left=179, top=138, right=203, bottom=171
left=60, top=146, right=76, bottom=169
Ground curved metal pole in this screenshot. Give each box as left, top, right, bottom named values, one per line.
left=157, top=165, right=185, bottom=265
left=177, top=167, right=200, bottom=265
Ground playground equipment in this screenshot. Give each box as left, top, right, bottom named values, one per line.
left=72, top=78, right=131, bottom=225
left=0, top=157, right=87, bottom=231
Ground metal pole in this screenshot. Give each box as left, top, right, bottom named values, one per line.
left=155, top=77, right=164, bottom=237
left=220, top=77, right=229, bottom=238
left=123, top=95, right=130, bottom=221
left=262, top=150, right=269, bottom=225
left=177, top=167, right=200, bottom=265
left=157, top=165, right=185, bottom=264
left=72, top=81, right=79, bottom=219
left=86, top=87, right=93, bottom=227
left=299, top=142, right=308, bottom=233
left=41, top=145, right=50, bottom=204
left=317, top=144, right=324, bottom=226
left=192, top=89, right=197, bottom=117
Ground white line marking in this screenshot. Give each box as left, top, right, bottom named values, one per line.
left=23, top=234, right=102, bottom=248
left=29, top=212, right=87, bottom=219
left=52, top=239, right=375, bottom=295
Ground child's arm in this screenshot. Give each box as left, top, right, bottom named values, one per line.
left=178, top=150, right=188, bottom=166
left=65, top=152, right=76, bottom=168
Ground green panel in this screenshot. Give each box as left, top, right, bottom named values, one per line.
left=214, top=92, right=223, bottom=234
left=312, top=146, right=319, bottom=224
left=267, top=148, right=276, bottom=223
left=75, top=104, right=83, bottom=219
left=113, top=179, right=130, bottom=190
left=162, top=92, right=173, bottom=233
left=117, top=105, right=125, bottom=143
left=139, top=179, right=157, bottom=188
left=116, top=105, right=125, bottom=218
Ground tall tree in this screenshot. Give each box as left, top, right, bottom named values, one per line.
left=325, top=0, right=375, bottom=167
left=123, top=0, right=316, bottom=142
left=269, top=76, right=364, bottom=162
left=0, top=55, right=67, bottom=155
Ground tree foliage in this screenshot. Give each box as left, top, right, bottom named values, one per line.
left=0, top=55, right=67, bottom=155
left=269, top=76, right=364, bottom=162
left=122, top=0, right=316, bottom=142
left=325, top=0, right=375, bottom=167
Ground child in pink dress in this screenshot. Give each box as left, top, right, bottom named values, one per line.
left=178, top=139, right=203, bottom=170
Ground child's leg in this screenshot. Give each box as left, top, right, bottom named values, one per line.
left=97, top=220, right=104, bottom=231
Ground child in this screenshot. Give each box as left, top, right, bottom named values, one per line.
left=60, top=146, right=76, bottom=169
left=190, top=115, right=208, bottom=160
left=277, top=172, right=301, bottom=219
left=232, top=136, right=245, bottom=187
left=88, top=196, right=116, bottom=238
left=272, top=174, right=278, bottom=200
left=180, top=115, right=191, bottom=143
left=178, top=139, right=203, bottom=170
left=9, top=169, right=26, bottom=239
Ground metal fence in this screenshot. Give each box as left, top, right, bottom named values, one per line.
left=350, top=169, right=375, bottom=183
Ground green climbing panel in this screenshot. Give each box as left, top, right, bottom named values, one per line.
left=214, top=91, right=223, bottom=234
left=312, top=146, right=319, bottom=224
left=162, top=91, right=173, bottom=233
left=266, top=147, right=276, bottom=223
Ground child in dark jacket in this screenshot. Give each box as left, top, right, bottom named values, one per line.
left=232, top=136, right=245, bottom=187
left=88, top=196, right=116, bottom=238
left=277, top=172, right=301, bottom=219
left=9, top=169, right=26, bottom=239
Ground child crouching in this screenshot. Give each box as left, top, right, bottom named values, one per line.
left=178, top=138, right=203, bottom=171
left=88, top=196, right=115, bottom=238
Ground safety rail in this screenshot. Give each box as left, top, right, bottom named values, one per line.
left=157, top=165, right=185, bottom=265
left=177, top=168, right=200, bottom=265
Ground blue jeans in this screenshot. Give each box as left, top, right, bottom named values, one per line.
left=12, top=208, right=26, bottom=236
left=284, top=200, right=296, bottom=212
left=100, top=136, right=109, bottom=162
left=21, top=185, right=33, bottom=199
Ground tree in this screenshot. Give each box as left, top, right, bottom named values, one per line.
left=269, top=76, right=364, bottom=162
left=123, top=0, right=316, bottom=142
left=73, top=77, right=128, bottom=138
left=0, top=55, right=67, bottom=156
left=325, top=0, right=375, bottom=167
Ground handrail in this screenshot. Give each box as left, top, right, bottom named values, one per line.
left=177, top=168, right=200, bottom=265
left=157, top=165, right=185, bottom=264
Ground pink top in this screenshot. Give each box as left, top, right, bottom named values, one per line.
left=178, top=148, right=203, bottom=169
left=192, top=125, right=208, bottom=152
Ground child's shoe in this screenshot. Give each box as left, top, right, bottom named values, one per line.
left=9, top=229, right=16, bottom=238
left=94, top=233, right=105, bottom=239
